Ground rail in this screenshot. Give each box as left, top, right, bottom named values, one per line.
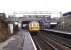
left=32, top=31, right=71, bottom=50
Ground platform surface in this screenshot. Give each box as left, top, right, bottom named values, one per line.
left=0, top=29, right=37, bottom=50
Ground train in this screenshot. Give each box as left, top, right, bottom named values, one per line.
left=28, top=21, right=40, bottom=35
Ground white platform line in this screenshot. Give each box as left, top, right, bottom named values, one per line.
left=28, top=32, right=37, bottom=50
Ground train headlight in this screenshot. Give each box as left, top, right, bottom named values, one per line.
left=15, top=22, right=18, bottom=25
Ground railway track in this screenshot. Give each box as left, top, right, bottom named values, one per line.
left=47, top=33, right=71, bottom=48
left=32, top=35, right=57, bottom=50
left=31, top=31, right=71, bottom=50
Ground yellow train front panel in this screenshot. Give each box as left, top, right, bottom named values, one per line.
left=29, top=21, right=40, bottom=32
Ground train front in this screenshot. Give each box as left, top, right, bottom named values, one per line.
left=28, top=21, right=40, bottom=35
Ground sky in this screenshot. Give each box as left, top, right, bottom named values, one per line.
left=0, top=0, right=71, bottom=16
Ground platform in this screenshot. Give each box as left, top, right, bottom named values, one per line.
left=43, top=29, right=71, bottom=35
left=0, top=29, right=37, bottom=50
left=23, top=30, right=37, bottom=50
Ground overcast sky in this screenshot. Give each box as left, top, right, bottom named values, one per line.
left=0, top=0, right=71, bottom=15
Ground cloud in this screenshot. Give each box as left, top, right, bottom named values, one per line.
left=0, top=0, right=70, bottom=15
